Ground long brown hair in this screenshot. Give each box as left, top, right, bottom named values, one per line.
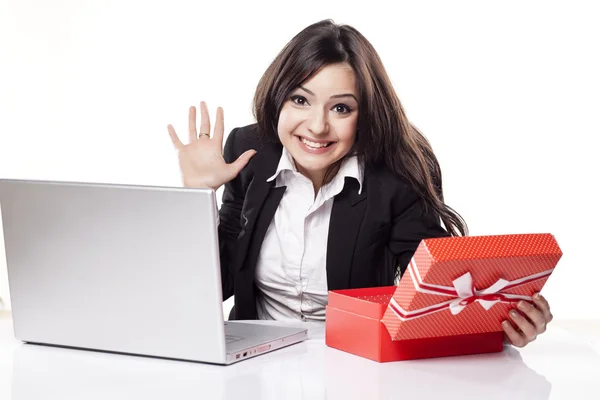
left=253, top=19, right=467, bottom=236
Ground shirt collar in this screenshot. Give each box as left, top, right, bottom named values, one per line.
left=267, top=147, right=364, bottom=194
left=266, top=147, right=297, bottom=182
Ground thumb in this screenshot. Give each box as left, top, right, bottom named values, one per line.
left=229, top=149, right=257, bottom=175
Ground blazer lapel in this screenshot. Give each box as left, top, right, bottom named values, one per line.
left=235, top=142, right=284, bottom=271
left=242, top=185, right=286, bottom=272
left=326, top=177, right=368, bottom=290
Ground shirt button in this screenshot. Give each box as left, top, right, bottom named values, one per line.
left=300, top=313, right=307, bottom=322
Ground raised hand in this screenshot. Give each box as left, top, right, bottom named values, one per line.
left=167, top=102, right=256, bottom=190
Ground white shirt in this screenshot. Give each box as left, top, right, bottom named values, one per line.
left=255, top=148, right=363, bottom=321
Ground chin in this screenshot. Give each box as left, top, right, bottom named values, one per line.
left=295, top=153, right=344, bottom=176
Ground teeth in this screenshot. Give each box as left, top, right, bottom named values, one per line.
left=301, top=137, right=330, bottom=148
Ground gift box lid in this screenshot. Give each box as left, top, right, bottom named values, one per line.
left=382, top=233, right=562, bottom=340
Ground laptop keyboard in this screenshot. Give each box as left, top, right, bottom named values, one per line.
left=225, top=334, right=243, bottom=344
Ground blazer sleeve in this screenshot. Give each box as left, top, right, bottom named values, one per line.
left=388, top=189, right=451, bottom=277
left=218, top=127, right=245, bottom=300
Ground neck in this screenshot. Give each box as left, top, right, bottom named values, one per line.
left=295, top=163, right=340, bottom=197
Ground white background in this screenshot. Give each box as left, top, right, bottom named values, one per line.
left=0, top=0, right=598, bottom=319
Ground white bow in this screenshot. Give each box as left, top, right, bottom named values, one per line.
left=448, top=272, right=510, bottom=315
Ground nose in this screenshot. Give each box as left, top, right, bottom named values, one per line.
left=307, top=108, right=328, bottom=136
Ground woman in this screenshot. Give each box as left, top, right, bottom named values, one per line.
left=167, top=19, right=552, bottom=348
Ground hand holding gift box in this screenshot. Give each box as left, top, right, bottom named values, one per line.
left=326, top=233, right=562, bottom=362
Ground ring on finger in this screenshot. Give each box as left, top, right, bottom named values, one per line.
left=199, top=132, right=210, bottom=138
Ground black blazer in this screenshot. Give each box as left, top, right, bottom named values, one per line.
left=218, top=124, right=450, bottom=320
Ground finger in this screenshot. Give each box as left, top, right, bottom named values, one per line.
left=509, top=308, right=537, bottom=342
left=167, top=124, right=184, bottom=150
left=227, top=150, right=257, bottom=177
left=517, top=300, right=547, bottom=334
left=533, top=293, right=553, bottom=324
left=199, top=101, right=211, bottom=139
left=213, top=107, right=225, bottom=145
left=502, top=320, right=526, bottom=348
left=188, top=106, right=198, bottom=142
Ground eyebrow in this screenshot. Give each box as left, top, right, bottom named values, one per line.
left=299, top=86, right=358, bottom=102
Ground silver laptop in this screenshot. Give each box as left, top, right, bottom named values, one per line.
left=0, top=178, right=307, bottom=365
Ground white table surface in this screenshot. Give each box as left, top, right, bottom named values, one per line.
left=1, top=310, right=600, bottom=400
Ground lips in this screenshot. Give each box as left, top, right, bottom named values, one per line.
left=294, top=135, right=336, bottom=155
left=296, top=135, right=334, bottom=149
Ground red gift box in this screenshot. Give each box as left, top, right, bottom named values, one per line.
left=326, top=233, right=562, bottom=362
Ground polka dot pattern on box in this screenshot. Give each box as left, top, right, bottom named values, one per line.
left=381, top=233, right=562, bottom=340
left=356, top=294, right=394, bottom=305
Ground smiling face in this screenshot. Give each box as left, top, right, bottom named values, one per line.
left=277, top=62, right=359, bottom=185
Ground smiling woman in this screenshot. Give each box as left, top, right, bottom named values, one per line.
left=166, top=19, right=554, bottom=349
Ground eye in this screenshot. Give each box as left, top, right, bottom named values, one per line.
left=333, top=104, right=352, bottom=114
left=290, top=95, right=309, bottom=106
